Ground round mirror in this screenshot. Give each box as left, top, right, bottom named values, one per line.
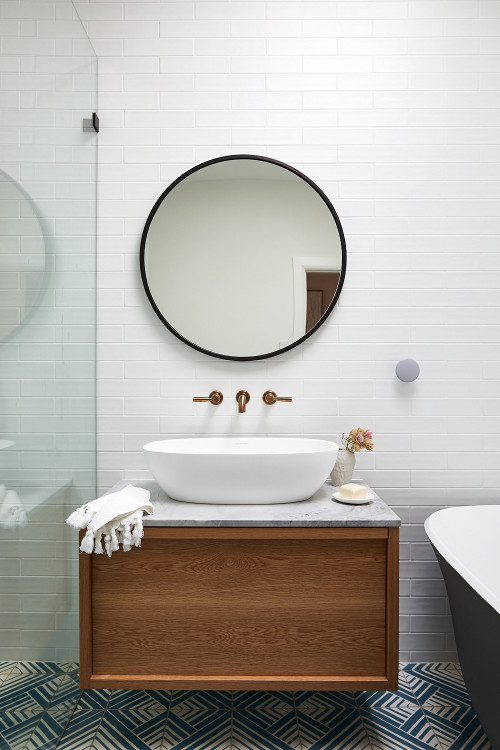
left=140, top=155, right=346, bottom=361
left=0, top=169, right=48, bottom=342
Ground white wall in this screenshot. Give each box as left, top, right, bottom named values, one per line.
left=75, top=0, right=500, bottom=661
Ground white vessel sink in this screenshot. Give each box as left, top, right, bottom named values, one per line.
left=143, top=437, right=338, bottom=504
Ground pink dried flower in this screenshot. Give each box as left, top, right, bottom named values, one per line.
left=341, top=427, right=374, bottom=454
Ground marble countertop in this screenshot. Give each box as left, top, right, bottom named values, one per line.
left=108, top=480, right=401, bottom=527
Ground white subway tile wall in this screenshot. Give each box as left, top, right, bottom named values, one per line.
left=74, top=0, right=500, bottom=660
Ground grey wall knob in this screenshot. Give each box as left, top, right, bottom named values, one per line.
left=396, top=359, right=420, bottom=382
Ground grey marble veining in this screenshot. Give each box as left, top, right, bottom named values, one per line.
left=107, top=479, right=401, bottom=527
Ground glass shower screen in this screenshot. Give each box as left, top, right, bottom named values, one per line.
left=0, top=0, right=97, bottom=662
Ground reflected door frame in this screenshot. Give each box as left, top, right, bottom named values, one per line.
left=292, top=255, right=341, bottom=340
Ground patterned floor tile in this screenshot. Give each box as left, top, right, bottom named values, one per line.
left=0, top=665, right=65, bottom=712
left=56, top=709, right=103, bottom=750
left=47, top=671, right=82, bottom=713
left=163, top=708, right=231, bottom=750
left=402, top=663, right=471, bottom=707
left=356, top=671, right=419, bottom=708
left=0, top=665, right=15, bottom=688
left=0, top=710, right=44, bottom=750
left=76, top=689, right=112, bottom=711
left=171, top=691, right=232, bottom=714
left=232, top=709, right=300, bottom=750
left=24, top=708, right=73, bottom=750
left=296, top=703, right=370, bottom=750
left=423, top=705, right=494, bottom=750
left=108, top=689, right=171, bottom=713
left=92, top=709, right=167, bottom=750
left=233, top=691, right=295, bottom=721
left=360, top=703, right=441, bottom=750
left=294, top=690, right=357, bottom=717
left=14, top=662, right=67, bottom=676
left=60, top=662, right=79, bottom=674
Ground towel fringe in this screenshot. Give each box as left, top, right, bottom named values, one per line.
left=80, top=529, right=95, bottom=554
left=68, top=485, right=152, bottom=557
left=94, top=533, right=104, bottom=555
left=66, top=506, right=94, bottom=530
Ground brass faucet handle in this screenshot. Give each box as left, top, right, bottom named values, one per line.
left=235, top=390, right=250, bottom=413
left=193, top=390, right=223, bottom=405
left=262, top=390, right=292, bottom=405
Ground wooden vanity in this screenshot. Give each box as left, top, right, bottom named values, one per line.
left=79, top=481, right=400, bottom=691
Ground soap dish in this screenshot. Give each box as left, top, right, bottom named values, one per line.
left=332, top=491, right=374, bottom=505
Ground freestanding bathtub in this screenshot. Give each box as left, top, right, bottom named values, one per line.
left=425, top=506, right=500, bottom=749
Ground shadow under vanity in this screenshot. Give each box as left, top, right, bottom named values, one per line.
left=79, top=481, right=400, bottom=692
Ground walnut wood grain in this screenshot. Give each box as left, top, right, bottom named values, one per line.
left=85, top=674, right=392, bottom=691
left=386, top=526, right=400, bottom=689
left=143, top=527, right=389, bottom=540
left=91, top=534, right=387, bottom=680
left=78, top=530, right=92, bottom=689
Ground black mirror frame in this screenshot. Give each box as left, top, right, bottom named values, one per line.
left=140, top=154, right=347, bottom=362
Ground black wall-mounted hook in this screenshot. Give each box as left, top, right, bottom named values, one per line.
left=83, top=112, right=99, bottom=133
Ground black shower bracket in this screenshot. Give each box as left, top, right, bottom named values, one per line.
left=83, top=113, right=99, bottom=133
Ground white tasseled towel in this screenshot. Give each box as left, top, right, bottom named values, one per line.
left=66, top=484, right=153, bottom=557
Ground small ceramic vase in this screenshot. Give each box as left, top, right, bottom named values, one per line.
left=331, top=448, right=355, bottom=486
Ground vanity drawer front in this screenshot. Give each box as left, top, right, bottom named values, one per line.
left=81, top=527, right=398, bottom=690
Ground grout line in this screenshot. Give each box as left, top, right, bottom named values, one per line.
left=20, top=665, right=68, bottom=750
left=353, top=690, right=375, bottom=750
left=88, top=685, right=113, bottom=750
left=53, top=663, right=83, bottom=749
left=54, top=695, right=81, bottom=750
left=290, top=691, right=303, bottom=750
left=229, top=690, right=233, bottom=750
left=0, top=661, right=17, bottom=688
left=401, top=663, right=467, bottom=750
left=159, top=688, right=173, bottom=750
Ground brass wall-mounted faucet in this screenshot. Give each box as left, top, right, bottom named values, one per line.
left=262, top=391, right=292, bottom=405
left=193, top=391, right=223, bottom=405
left=236, top=390, right=250, bottom=413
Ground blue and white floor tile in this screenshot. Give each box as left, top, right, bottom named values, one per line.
left=165, top=690, right=231, bottom=749
left=108, top=690, right=171, bottom=714
left=0, top=710, right=44, bottom=750
left=163, top=708, right=231, bottom=750
left=0, top=662, right=66, bottom=713
left=56, top=709, right=103, bottom=750
left=232, top=691, right=300, bottom=750
left=93, top=709, right=168, bottom=750
left=24, top=709, right=72, bottom=750
left=295, top=692, right=369, bottom=750
left=0, top=661, right=495, bottom=749
left=356, top=668, right=418, bottom=711
left=402, top=663, right=471, bottom=708
left=423, top=705, right=494, bottom=750
left=76, top=689, right=111, bottom=711
left=0, top=665, right=15, bottom=688
left=360, top=702, right=441, bottom=750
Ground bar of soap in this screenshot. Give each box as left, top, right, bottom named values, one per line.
left=339, top=483, right=367, bottom=500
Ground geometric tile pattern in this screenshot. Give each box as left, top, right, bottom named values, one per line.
left=0, top=661, right=494, bottom=749
left=403, top=663, right=472, bottom=708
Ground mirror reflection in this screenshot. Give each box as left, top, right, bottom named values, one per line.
left=141, top=156, right=345, bottom=360
left=0, top=170, right=47, bottom=342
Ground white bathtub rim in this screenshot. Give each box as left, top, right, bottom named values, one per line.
left=425, top=506, right=500, bottom=616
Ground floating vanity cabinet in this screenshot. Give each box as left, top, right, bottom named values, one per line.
left=80, top=482, right=400, bottom=691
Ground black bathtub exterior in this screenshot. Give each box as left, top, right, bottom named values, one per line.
left=432, top=545, right=500, bottom=749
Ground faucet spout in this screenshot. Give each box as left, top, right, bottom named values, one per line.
left=236, top=390, right=250, bottom=414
